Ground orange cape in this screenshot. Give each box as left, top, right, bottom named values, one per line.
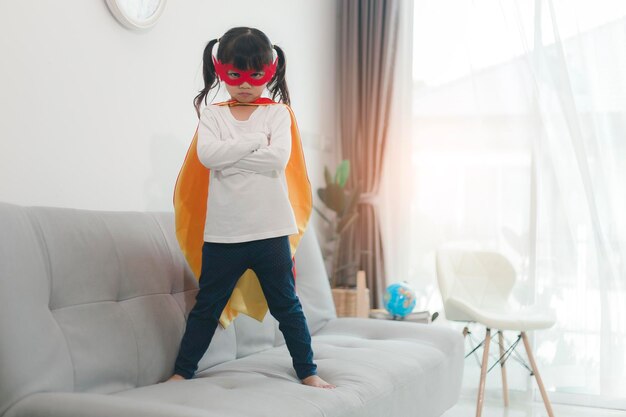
left=173, top=98, right=312, bottom=329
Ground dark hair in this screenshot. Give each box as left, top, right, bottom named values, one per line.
left=193, top=27, right=290, bottom=118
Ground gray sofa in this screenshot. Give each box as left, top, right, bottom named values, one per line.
left=0, top=202, right=464, bottom=417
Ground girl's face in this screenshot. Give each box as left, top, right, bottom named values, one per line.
left=223, top=67, right=268, bottom=103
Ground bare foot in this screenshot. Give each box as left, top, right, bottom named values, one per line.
left=301, top=374, right=337, bottom=389
left=165, top=374, right=186, bottom=382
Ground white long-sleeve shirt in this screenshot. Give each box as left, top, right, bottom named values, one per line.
left=196, top=103, right=299, bottom=243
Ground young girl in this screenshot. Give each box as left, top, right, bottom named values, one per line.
left=168, top=27, right=336, bottom=389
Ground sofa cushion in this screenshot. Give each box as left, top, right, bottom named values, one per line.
left=103, top=317, right=464, bottom=417
left=233, top=311, right=276, bottom=358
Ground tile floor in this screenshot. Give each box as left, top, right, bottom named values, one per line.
left=442, top=396, right=626, bottom=417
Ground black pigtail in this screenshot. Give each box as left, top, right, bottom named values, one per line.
left=193, top=38, right=221, bottom=119
left=269, top=45, right=291, bottom=106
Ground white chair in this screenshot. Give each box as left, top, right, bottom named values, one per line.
left=436, top=249, right=557, bottom=417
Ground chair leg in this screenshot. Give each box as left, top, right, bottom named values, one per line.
left=476, top=327, right=491, bottom=417
left=521, top=332, right=555, bottom=417
left=498, top=331, right=509, bottom=407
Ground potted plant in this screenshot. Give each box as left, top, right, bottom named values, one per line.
left=315, top=160, right=369, bottom=317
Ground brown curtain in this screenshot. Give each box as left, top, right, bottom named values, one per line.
left=336, top=0, right=400, bottom=309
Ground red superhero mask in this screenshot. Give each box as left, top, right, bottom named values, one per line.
left=212, top=56, right=278, bottom=86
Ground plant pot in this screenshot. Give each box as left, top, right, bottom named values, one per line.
left=331, top=270, right=370, bottom=317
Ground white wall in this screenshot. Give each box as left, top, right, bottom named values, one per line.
left=0, top=0, right=338, bottom=213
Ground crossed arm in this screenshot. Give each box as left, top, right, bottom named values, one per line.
left=196, top=106, right=292, bottom=175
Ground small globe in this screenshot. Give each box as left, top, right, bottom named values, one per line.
left=383, top=282, right=417, bottom=318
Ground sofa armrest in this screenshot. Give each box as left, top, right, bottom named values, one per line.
left=4, top=392, right=211, bottom=417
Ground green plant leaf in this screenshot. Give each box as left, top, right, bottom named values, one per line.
left=335, top=160, right=350, bottom=188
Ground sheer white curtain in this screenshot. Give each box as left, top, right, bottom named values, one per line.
left=379, top=0, right=626, bottom=409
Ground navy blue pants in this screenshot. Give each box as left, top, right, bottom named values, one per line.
left=173, top=235, right=318, bottom=380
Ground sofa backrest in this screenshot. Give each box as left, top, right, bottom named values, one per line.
left=0, top=202, right=336, bottom=416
